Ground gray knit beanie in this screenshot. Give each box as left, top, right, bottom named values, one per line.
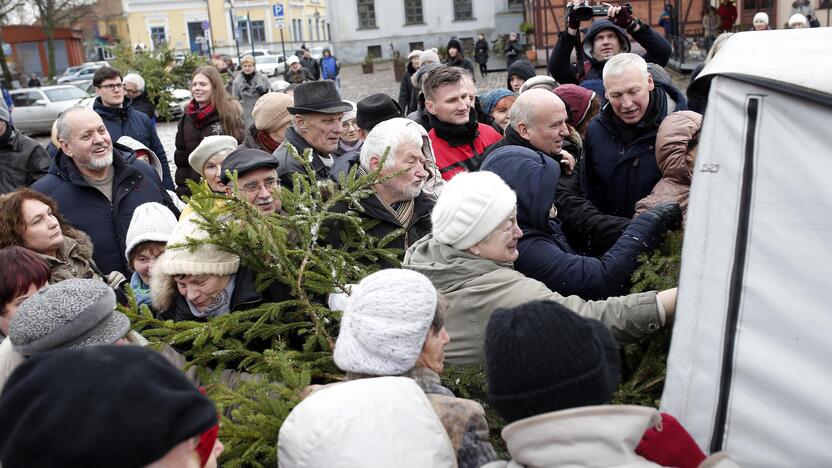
left=9, top=279, right=129, bottom=356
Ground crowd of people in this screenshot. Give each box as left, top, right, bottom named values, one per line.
left=1, top=3, right=805, bottom=464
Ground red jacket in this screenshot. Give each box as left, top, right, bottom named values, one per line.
left=717, top=4, right=737, bottom=30
left=429, top=123, right=502, bottom=181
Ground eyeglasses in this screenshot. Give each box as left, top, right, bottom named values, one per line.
left=98, top=83, right=124, bottom=91
left=342, top=121, right=359, bottom=130
left=240, top=177, right=279, bottom=194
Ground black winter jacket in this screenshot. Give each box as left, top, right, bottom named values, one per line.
left=482, top=146, right=668, bottom=300
left=273, top=127, right=331, bottom=189
left=31, top=144, right=173, bottom=276
left=0, top=125, right=50, bottom=194
left=482, top=125, right=630, bottom=255
left=582, top=81, right=686, bottom=218
left=299, top=56, right=321, bottom=80
left=548, top=19, right=671, bottom=85
left=474, top=39, right=489, bottom=64
left=93, top=97, right=174, bottom=190
left=129, top=92, right=156, bottom=121
left=398, top=63, right=417, bottom=114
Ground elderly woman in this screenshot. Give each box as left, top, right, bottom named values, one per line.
left=178, top=135, right=239, bottom=219
left=0, top=278, right=132, bottom=392
left=403, top=171, right=678, bottom=365
left=0, top=189, right=109, bottom=284
left=151, top=214, right=290, bottom=321
left=232, top=55, right=270, bottom=129
left=334, top=100, right=362, bottom=157
left=240, top=92, right=294, bottom=153
left=0, top=247, right=50, bottom=343
left=323, top=269, right=497, bottom=468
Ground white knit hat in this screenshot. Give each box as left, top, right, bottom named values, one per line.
left=431, top=171, right=517, bottom=250
left=341, top=100, right=357, bottom=123
left=125, top=202, right=179, bottom=261
left=334, top=269, right=437, bottom=375
left=407, top=49, right=423, bottom=60
left=188, top=135, right=239, bottom=178
left=752, top=12, right=769, bottom=24
left=788, top=13, right=807, bottom=27
left=419, top=49, right=440, bottom=65
left=154, top=214, right=240, bottom=277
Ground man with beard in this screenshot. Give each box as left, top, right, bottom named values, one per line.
left=325, top=118, right=436, bottom=265
left=32, top=107, right=174, bottom=276
left=422, top=65, right=501, bottom=181
left=220, top=148, right=283, bottom=215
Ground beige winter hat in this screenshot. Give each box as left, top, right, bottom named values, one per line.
left=252, top=92, right=294, bottom=132
left=154, top=214, right=240, bottom=277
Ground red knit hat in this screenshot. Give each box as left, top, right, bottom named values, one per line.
left=553, top=84, right=596, bottom=128
left=636, top=412, right=707, bottom=468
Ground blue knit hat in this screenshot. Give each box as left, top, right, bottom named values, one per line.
left=480, top=89, right=516, bottom=117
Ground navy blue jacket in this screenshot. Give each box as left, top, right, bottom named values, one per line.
left=582, top=81, right=686, bottom=218
left=94, top=97, right=174, bottom=190
left=548, top=19, right=671, bottom=85
left=481, top=146, right=668, bottom=300
left=32, top=144, right=172, bottom=276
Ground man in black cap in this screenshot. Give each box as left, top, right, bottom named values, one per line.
left=273, top=80, right=352, bottom=188
left=0, top=346, right=218, bottom=467
left=356, top=93, right=403, bottom=136
left=222, top=148, right=282, bottom=214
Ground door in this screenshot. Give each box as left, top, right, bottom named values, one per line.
left=187, top=21, right=205, bottom=54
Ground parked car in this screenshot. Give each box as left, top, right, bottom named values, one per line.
left=255, top=54, right=285, bottom=77
left=9, top=85, right=88, bottom=135
left=59, top=61, right=108, bottom=79
left=57, top=65, right=102, bottom=84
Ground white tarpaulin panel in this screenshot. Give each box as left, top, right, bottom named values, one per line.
left=662, top=75, right=832, bottom=467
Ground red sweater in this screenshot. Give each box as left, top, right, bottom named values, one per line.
left=429, top=123, right=502, bottom=181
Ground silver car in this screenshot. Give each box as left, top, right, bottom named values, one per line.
left=9, top=85, right=88, bottom=135
left=57, top=65, right=102, bottom=84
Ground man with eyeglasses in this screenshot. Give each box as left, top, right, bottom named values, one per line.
left=122, top=73, right=156, bottom=124
left=92, top=67, right=174, bottom=190
left=220, top=148, right=282, bottom=215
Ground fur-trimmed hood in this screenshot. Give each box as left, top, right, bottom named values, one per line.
left=38, top=227, right=101, bottom=283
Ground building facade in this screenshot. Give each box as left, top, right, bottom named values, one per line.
left=1, top=26, right=85, bottom=78
left=123, top=0, right=329, bottom=56
left=327, top=0, right=524, bottom=64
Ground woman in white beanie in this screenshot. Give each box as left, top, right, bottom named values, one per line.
left=179, top=135, right=239, bottom=219
left=334, top=100, right=362, bottom=156
left=751, top=11, right=770, bottom=30
left=788, top=12, right=808, bottom=28
left=150, top=214, right=290, bottom=322
left=315, top=269, right=497, bottom=467
left=125, top=202, right=179, bottom=307
left=240, top=92, right=294, bottom=154
left=403, top=171, right=678, bottom=366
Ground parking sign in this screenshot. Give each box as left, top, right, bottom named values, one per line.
left=272, top=3, right=284, bottom=28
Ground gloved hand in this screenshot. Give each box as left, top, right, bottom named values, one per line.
left=647, top=202, right=682, bottom=232
left=636, top=412, right=706, bottom=468
left=567, top=11, right=582, bottom=30
left=105, top=271, right=127, bottom=290
left=610, top=4, right=636, bottom=29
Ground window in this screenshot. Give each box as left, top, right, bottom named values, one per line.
left=453, top=0, right=473, bottom=20
left=237, top=19, right=250, bottom=43
left=251, top=20, right=266, bottom=43
left=11, top=91, right=42, bottom=107
left=357, top=0, right=377, bottom=29
left=742, top=0, right=772, bottom=11
left=307, top=18, right=312, bottom=40
left=460, top=37, right=474, bottom=53
left=507, top=0, right=524, bottom=11
left=150, top=26, right=166, bottom=48
left=367, top=45, right=382, bottom=59
left=108, top=24, right=118, bottom=38
left=44, top=87, right=86, bottom=102
left=409, top=41, right=424, bottom=51
left=292, top=18, right=303, bottom=42
left=404, top=0, right=423, bottom=24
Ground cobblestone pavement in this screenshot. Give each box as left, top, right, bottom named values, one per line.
left=35, top=62, right=689, bottom=179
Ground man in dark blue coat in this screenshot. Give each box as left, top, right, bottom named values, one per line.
left=582, top=53, right=686, bottom=218
left=32, top=107, right=175, bottom=277
left=482, top=145, right=680, bottom=300
left=92, top=67, right=175, bottom=190
left=548, top=3, right=671, bottom=87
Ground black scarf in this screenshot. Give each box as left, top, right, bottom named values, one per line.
left=242, top=71, right=256, bottom=83
left=428, top=107, right=480, bottom=147
left=612, top=87, right=663, bottom=146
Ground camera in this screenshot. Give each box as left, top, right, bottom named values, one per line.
left=567, top=2, right=633, bottom=22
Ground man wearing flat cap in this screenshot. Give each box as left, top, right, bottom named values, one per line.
left=222, top=148, right=282, bottom=215
left=273, top=81, right=352, bottom=188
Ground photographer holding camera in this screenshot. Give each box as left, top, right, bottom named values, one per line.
left=548, top=1, right=671, bottom=87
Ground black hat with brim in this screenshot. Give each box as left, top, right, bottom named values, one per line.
left=356, top=93, right=403, bottom=131
left=287, top=80, right=353, bottom=115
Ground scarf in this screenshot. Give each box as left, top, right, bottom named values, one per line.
left=357, top=167, right=416, bottom=227
left=612, top=87, right=662, bottom=146
left=186, top=100, right=217, bottom=129
left=242, top=71, right=255, bottom=83
left=428, top=107, right=480, bottom=147
left=130, top=272, right=152, bottom=308
left=255, top=130, right=281, bottom=153
left=187, top=274, right=237, bottom=319
left=338, top=138, right=363, bottom=155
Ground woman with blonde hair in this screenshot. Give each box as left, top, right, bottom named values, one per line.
left=173, top=66, right=244, bottom=197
